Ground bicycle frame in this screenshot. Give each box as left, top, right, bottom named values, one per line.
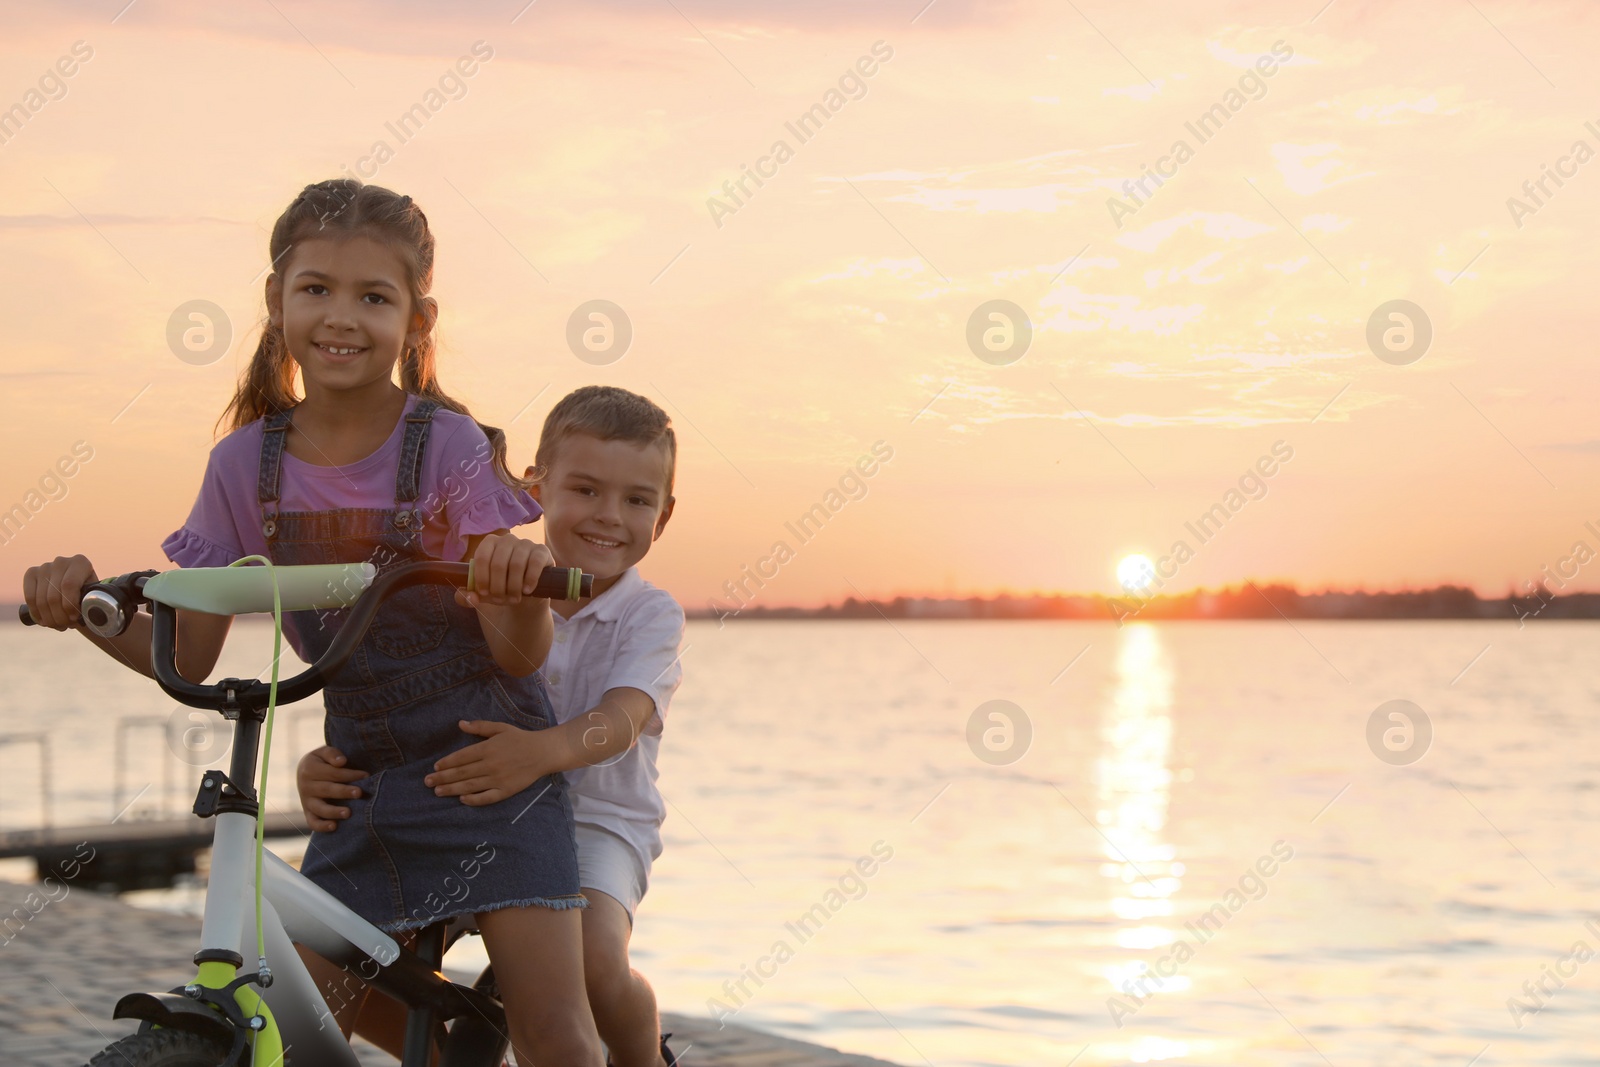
left=116, top=788, right=511, bottom=1066
left=87, top=559, right=592, bottom=1067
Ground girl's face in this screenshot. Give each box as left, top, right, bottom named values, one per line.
left=268, top=235, right=432, bottom=396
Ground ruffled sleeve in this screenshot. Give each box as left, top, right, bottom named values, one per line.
left=161, top=527, right=239, bottom=569
left=161, top=432, right=254, bottom=568
left=442, top=486, right=542, bottom=563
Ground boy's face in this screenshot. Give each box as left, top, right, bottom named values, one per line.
left=530, top=432, right=674, bottom=582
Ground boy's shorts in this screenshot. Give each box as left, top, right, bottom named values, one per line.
left=575, top=821, right=649, bottom=926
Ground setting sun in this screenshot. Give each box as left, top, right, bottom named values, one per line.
left=1117, top=554, right=1157, bottom=593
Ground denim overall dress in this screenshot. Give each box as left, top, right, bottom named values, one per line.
left=258, top=399, right=585, bottom=932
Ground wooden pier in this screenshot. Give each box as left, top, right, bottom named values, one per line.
left=0, top=812, right=310, bottom=892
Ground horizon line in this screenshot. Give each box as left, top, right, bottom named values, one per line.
left=695, top=578, right=1593, bottom=615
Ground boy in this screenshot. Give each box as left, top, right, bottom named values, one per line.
left=298, top=385, right=685, bottom=1067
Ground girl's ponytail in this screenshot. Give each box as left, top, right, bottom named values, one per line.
left=219, top=317, right=297, bottom=433
left=219, top=179, right=531, bottom=493
left=400, top=341, right=530, bottom=494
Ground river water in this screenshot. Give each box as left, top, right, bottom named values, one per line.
left=3, top=617, right=1597, bottom=1065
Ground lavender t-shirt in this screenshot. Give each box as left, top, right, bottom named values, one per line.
left=163, top=394, right=541, bottom=575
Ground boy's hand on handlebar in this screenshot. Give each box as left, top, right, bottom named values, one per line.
left=22, top=555, right=98, bottom=630
left=425, top=720, right=548, bottom=806
left=457, top=531, right=553, bottom=610
left=297, top=745, right=368, bottom=832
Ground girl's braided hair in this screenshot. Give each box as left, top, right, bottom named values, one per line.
left=221, top=178, right=528, bottom=491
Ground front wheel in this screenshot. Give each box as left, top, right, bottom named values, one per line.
left=85, top=1029, right=232, bottom=1066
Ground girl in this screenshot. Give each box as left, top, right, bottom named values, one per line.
left=22, top=179, right=602, bottom=1066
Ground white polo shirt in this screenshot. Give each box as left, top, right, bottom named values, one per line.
left=541, top=566, right=685, bottom=869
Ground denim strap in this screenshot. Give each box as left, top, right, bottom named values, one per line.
left=257, top=408, right=295, bottom=539
left=392, top=399, right=440, bottom=531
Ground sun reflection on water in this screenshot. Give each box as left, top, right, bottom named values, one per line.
left=1095, top=624, right=1190, bottom=1059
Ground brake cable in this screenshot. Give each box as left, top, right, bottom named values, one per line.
left=227, top=555, right=284, bottom=991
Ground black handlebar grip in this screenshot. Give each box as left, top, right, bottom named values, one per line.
left=467, top=563, right=593, bottom=600
left=18, top=604, right=36, bottom=626
left=496, top=564, right=593, bottom=601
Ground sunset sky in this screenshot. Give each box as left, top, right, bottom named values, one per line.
left=3, top=0, right=1599, bottom=608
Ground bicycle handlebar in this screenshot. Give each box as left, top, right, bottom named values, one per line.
left=21, top=560, right=593, bottom=714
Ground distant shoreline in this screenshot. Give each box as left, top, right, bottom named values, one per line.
left=690, top=584, right=1600, bottom=622
left=12, top=583, right=1597, bottom=625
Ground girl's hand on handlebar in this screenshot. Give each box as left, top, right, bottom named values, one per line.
left=22, top=555, right=98, bottom=631
left=458, top=531, right=553, bottom=610
left=297, top=746, right=368, bottom=832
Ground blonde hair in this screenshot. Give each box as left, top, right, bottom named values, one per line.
left=531, top=386, right=677, bottom=496
left=221, top=178, right=528, bottom=490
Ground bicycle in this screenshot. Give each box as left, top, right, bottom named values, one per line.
left=21, top=556, right=594, bottom=1067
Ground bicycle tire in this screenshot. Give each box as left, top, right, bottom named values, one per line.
left=84, top=1029, right=233, bottom=1067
